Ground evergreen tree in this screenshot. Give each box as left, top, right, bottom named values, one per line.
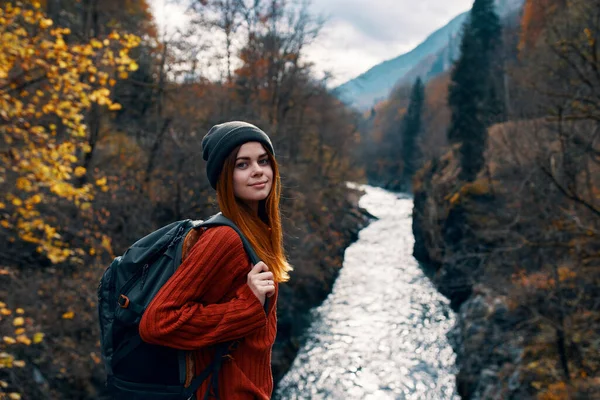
left=401, top=77, right=425, bottom=188
left=447, top=0, right=503, bottom=181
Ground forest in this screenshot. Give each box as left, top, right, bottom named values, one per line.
left=1, top=0, right=599, bottom=399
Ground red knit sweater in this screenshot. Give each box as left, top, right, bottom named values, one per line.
left=139, top=226, right=278, bottom=400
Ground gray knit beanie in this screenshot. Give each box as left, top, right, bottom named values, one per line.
left=201, top=121, right=275, bottom=189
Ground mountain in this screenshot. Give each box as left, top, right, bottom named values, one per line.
left=334, top=0, right=525, bottom=110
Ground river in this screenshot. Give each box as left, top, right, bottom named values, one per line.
left=275, top=185, right=459, bottom=400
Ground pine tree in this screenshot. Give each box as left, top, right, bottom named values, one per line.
left=401, top=77, right=425, bottom=188
left=447, top=0, right=503, bottom=182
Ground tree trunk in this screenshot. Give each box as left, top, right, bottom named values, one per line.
left=78, top=103, right=101, bottom=186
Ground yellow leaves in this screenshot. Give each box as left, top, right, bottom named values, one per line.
left=9, top=393, right=22, bottom=400
left=29, top=194, right=42, bottom=204
left=1, top=5, right=139, bottom=266
left=80, top=202, right=91, bottom=211
left=3, top=337, right=16, bottom=344
left=62, top=311, right=74, bottom=319
left=101, top=235, right=113, bottom=255
left=12, top=317, right=24, bottom=327
left=15, top=308, right=24, bottom=315
left=0, top=308, right=11, bottom=316
left=39, top=18, right=53, bottom=29
left=13, top=360, right=25, bottom=368
left=95, top=177, right=107, bottom=186
left=33, top=332, right=44, bottom=344
left=47, top=247, right=72, bottom=264
left=119, top=71, right=128, bottom=79
left=90, top=38, right=103, bottom=49
left=15, top=335, right=31, bottom=345
left=74, top=166, right=86, bottom=177
left=15, top=178, right=32, bottom=191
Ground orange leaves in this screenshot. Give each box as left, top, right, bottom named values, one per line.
left=557, top=266, right=576, bottom=282
left=512, top=266, right=577, bottom=291
left=512, top=270, right=556, bottom=290
left=519, top=0, right=563, bottom=52
left=61, top=311, right=74, bottom=319
left=537, top=381, right=569, bottom=400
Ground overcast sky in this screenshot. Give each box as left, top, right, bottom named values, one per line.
left=150, top=0, right=474, bottom=86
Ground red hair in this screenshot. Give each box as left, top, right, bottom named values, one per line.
left=216, top=145, right=291, bottom=283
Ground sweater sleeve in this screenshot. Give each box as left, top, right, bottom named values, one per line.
left=139, top=226, right=266, bottom=350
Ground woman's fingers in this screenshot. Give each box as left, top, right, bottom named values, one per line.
left=254, top=261, right=269, bottom=272
left=247, top=262, right=275, bottom=306
left=255, top=271, right=273, bottom=280
left=265, top=285, right=275, bottom=298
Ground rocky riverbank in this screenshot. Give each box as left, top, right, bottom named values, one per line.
left=411, top=151, right=529, bottom=399
left=411, top=134, right=600, bottom=399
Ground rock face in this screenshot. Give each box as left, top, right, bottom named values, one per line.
left=449, top=285, right=525, bottom=399
left=411, top=154, right=526, bottom=399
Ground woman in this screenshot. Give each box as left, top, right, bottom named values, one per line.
left=139, top=121, right=292, bottom=399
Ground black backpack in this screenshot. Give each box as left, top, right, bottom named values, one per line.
left=97, top=213, right=262, bottom=400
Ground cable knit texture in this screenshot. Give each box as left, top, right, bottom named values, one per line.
left=139, top=226, right=278, bottom=400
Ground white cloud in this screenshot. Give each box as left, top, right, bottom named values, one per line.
left=304, top=0, right=474, bottom=86
left=149, top=0, right=475, bottom=86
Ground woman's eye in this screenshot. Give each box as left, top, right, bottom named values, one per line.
left=236, top=162, right=247, bottom=169
left=259, top=158, right=269, bottom=165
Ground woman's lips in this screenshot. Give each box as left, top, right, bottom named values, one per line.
left=250, top=181, right=267, bottom=188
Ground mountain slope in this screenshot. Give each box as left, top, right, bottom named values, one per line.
left=334, top=12, right=468, bottom=110
left=335, top=0, right=525, bottom=110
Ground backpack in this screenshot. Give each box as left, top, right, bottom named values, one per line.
left=97, top=213, right=262, bottom=400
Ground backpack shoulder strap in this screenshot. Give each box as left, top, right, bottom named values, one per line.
left=198, top=213, right=270, bottom=314
left=198, top=213, right=261, bottom=265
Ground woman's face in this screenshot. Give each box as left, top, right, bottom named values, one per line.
left=233, top=142, right=273, bottom=210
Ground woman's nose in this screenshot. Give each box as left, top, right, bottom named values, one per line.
left=251, top=162, right=263, bottom=175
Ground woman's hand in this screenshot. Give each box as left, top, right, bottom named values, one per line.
left=247, top=262, right=275, bottom=306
